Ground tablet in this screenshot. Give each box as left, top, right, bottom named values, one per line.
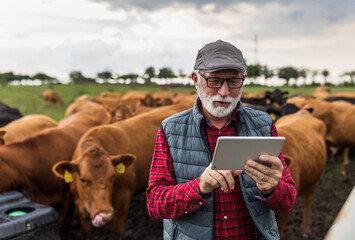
left=211, top=136, right=285, bottom=170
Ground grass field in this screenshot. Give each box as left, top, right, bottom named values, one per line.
left=1, top=84, right=354, bottom=121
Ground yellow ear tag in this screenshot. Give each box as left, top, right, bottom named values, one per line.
left=270, top=113, right=276, bottom=121
left=266, top=99, right=271, bottom=104
left=64, top=170, right=73, bottom=183
left=115, top=162, right=125, bottom=174
left=283, top=93, right=288, bottom=98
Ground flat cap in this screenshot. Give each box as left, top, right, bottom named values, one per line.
left=194, top=40, right=247, bottom=73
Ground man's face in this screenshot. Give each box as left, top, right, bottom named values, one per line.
left=193, top=69, right=244, bottom=118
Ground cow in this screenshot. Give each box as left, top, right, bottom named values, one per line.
left=52, top=103, right=192, bottom=240
left=112, top=104, right=133, bottom=122
left=275, top=109, right=327, bottom=238
left=265, top=89, right=289, bottom=106
left=241, top=89, right=288, bottom=108
left=313, top=86, right=331, bottom=99
left=324, top=96, right=355, bottom=105
left=302, top=99, right=355, bottom=175
left=42, top=89, right=65, bottom=107
left=0, top=105, right=111, bottom=239
left=243, top=103, right=300, bottom=122
left=332, top=92, right=355, bottom=98
left=0, top=114, right=57, bottom=145
left=0, top=102, right=23, bottom=127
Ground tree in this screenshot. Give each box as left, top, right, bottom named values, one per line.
left=69, top=71, right=95, bottom=84
left=277, top=66, right=299, bottom=86
left=143, top=66, right=155, bottom=85
left=119, top=73, right=139, bottom=85
left=321, top=69, right=329, bottom=85
left=340, top=70, right=355, bottom=85
left=261, top=65, right=273, bottom=80
left=311, top=70, right=318, bottom=85
left=298, top=68, right=308, bottom=86
left=247, top=64, right=262, bottom=83
left=158, top=67, right=176, bottom=78
left=97, top=71, right=112, bottom=83
left=178, top=69, right=186, bottom=78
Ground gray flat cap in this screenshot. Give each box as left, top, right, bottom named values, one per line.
left=194, top=40, right=247, bottom=73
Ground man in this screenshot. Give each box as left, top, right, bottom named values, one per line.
left=146, top=40, right=297, bottom=240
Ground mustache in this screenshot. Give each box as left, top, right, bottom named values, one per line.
left=207, top=95, right=236, bottom=103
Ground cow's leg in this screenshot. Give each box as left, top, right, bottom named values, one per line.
left=59, top=193, right=75, bottom=240
left=275, top=212, right=291, bottom=239
left=78, top=215, right=93, bottom=240
left=110, top=192, right=133, bottom=240
left=301, top=189, right=315, bottom=237
left=339, top=148, right=349, bottom=175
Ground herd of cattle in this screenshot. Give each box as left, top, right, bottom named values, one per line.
left=0, top=86, right=354, bottom=239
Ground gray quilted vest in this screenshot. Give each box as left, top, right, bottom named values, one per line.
left=160, top=99, right=280, bottom=240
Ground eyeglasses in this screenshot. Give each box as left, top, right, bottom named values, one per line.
left=198, top=71, right=244, bottom=89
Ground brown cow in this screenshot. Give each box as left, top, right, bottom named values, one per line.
left=0, top=105, right=111, bottom=238
left=0, top=114, right=57, bottom=145
left=313, top=86, right=331, bottom=99
left=42, top=89, right=65, bottom=107
left=275, top=109, right=327, bottom=238
left=302, top=99, right=355, bottom=175
left=53, top=103, right=191, bottom=240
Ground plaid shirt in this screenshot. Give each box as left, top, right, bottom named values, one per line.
left=147, top=106, right=297, bottom=240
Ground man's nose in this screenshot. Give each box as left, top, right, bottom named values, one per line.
left=218, top=81, right=230, bottom=97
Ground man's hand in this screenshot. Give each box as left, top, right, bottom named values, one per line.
left=199, top=163, right=242, bottom=195
left=244, top=154, right=284, bottom=196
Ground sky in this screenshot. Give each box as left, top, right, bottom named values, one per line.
left=1, top=0, right=354, bottom=84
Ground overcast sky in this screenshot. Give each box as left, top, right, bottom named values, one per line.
left=1, top=0, right=354, bottom=83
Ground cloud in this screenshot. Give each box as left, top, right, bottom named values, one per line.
left=1, top=0, right=355, bottom=83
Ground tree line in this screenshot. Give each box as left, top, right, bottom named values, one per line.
left=1, top=65, right=354, bottom=87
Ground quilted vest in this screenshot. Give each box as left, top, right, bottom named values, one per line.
left=160, top=98, right=280, bottom=240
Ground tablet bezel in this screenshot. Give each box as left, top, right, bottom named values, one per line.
left=211, top=136, right=285, bottom=170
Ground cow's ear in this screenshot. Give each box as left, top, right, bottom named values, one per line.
left=283, top=155, right=293, bottom=168
left=52, top=161, right=78, bottom=182
left=0, top=130, right=6, bottom=145
left=282, top=91, right=289, bottom=98
left=304, top=107, right=314, bottom=113
left=112, top=154, right=136, bottom=174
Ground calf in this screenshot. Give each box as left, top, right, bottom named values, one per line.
left=275, top=110, right=327, bottom=238
left=53, top=103, right=191, bottom=240
left=42, top=89, right=65, bottom=107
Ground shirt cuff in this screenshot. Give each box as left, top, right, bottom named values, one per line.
left=185, top=178, right=209, bottom=208
left=255, top=183, right=279, bottom=202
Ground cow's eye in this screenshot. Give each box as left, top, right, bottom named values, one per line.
left=80, top=178, right=86, bottom=184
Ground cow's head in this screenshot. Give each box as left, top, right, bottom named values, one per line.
left=53, top=145, right=135, bottom=227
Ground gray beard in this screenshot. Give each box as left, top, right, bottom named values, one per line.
left=197, top=79, right=242, bottom=118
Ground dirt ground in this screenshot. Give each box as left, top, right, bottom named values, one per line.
left=75, top=151, right=355, bottom=240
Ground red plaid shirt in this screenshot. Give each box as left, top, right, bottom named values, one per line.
left=147, top=106, right=297, bottom=240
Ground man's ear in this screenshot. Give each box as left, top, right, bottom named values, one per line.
left=112, top=154, right=136, bottom=174
left=191, top=72, right=198, bottom=89
left=52, top=161, right=78, bottom=179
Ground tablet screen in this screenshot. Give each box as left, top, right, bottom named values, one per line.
left=211, top=136, right=285, bottom=170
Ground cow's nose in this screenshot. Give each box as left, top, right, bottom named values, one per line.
left=99, top=211, right=114, bottom=221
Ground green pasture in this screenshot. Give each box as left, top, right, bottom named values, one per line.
left=1, top=84, right=354, bottom=122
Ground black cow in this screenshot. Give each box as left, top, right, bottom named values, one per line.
left=323, top=96, right=355, bottom=105
left=242, top=89, right=289, bottom=107
left=0, top=102, right=23, bottom=127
